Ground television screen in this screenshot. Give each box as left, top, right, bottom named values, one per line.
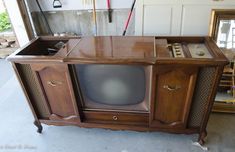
left=75, top=64, right=149, bottom=111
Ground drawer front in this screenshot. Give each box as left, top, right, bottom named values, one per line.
left=31, top=64, right=78, bottom=119
left=84, top=111, right=149, bottom=126
left=150, top=65, right=198, bottom=128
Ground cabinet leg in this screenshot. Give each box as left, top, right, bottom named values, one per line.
left=198, top=130, right=207, bottom=145
left=191, top=130, right=208, bottom=151
left=34, top=120, right=43, bottom=133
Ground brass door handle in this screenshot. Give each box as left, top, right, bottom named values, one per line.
left=163, top=85, right=181, bottom=91
left=47, top=81, right=63, bottom=87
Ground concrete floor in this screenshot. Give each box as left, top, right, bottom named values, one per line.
left=0, top=59, right=235, bottom=152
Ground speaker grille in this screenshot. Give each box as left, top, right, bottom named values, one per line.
left=16, top=64, right=50, bottom=118
left=188, top=67, right=216, bottom=127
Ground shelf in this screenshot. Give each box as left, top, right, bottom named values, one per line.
left=213, top=92, right=235, bottom=113
left=213, top=102, right=235, bottom=113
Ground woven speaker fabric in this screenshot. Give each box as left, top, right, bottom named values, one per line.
left=188, top=67, right=216, bottom=127
left=16, top=64, right=50, bottom=118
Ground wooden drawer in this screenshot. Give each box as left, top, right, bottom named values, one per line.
left=83, top=111, right=149, bottom=126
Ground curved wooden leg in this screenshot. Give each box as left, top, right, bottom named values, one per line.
left=198, top=130, right=207, bottom=145
left=34, top=120, right=43, bottom=133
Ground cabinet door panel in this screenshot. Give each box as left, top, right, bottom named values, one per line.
left=143, top=5, right=182, bottom=36
left=150, top=66, right=198, bottom=128
left=31, top=64, right=79, bottom=120
left=144, top=5, right=172, bottom=35
left=136, top=0, right=235, bottom=36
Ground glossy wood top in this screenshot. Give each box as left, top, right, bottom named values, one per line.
left=67, top=36, right=155, bottom=59
left=7, top=36, right=229, bottom=65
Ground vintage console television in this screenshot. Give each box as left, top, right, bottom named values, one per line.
left=8, top=36, right=228, bottom=145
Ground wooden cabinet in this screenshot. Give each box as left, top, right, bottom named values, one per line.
left=31, top=64, right=80, bottom=122
left=150, top=66, right=198, bottom=128
left=7, top=36, right=228, bottom=145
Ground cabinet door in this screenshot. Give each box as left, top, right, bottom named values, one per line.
left=136, top=0, right=235, bottom=36
left=142, top=4, right=182, bottom=36
left=150, top=66, right=198, bottom=128
left=31, top=64, right=80, bottom=122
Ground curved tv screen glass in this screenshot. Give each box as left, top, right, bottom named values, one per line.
left=75, top=64, right=146, bottom=106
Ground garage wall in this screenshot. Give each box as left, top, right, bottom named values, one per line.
left=26, top=0, right=135, bottom=36
left=31, top=10, right=135, bottom=36
left=27, top=0, right=134, bottom=11
left=26, top=0, right=235, bottom=37
left=135, top=0, right=235, bottom=36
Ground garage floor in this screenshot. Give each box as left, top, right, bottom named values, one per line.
left=0, top=59, right=235, bottom=152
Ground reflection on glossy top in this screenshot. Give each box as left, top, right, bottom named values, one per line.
left=68, top=36, right=155, bottom=59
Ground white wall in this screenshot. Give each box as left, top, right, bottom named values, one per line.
left=4, top=0, right=29, bottom=47
left=0, top=0, right=6, bottom=13
left=27, top=0, right=134, bottom=12
left=135, top=0, right=235, bottom=36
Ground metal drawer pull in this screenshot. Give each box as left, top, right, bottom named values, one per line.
left=47, top=81, right=63, bottom=87
left=163, top=85, right=181, bottom=91
left=112, top=116, right=118, bottom=121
